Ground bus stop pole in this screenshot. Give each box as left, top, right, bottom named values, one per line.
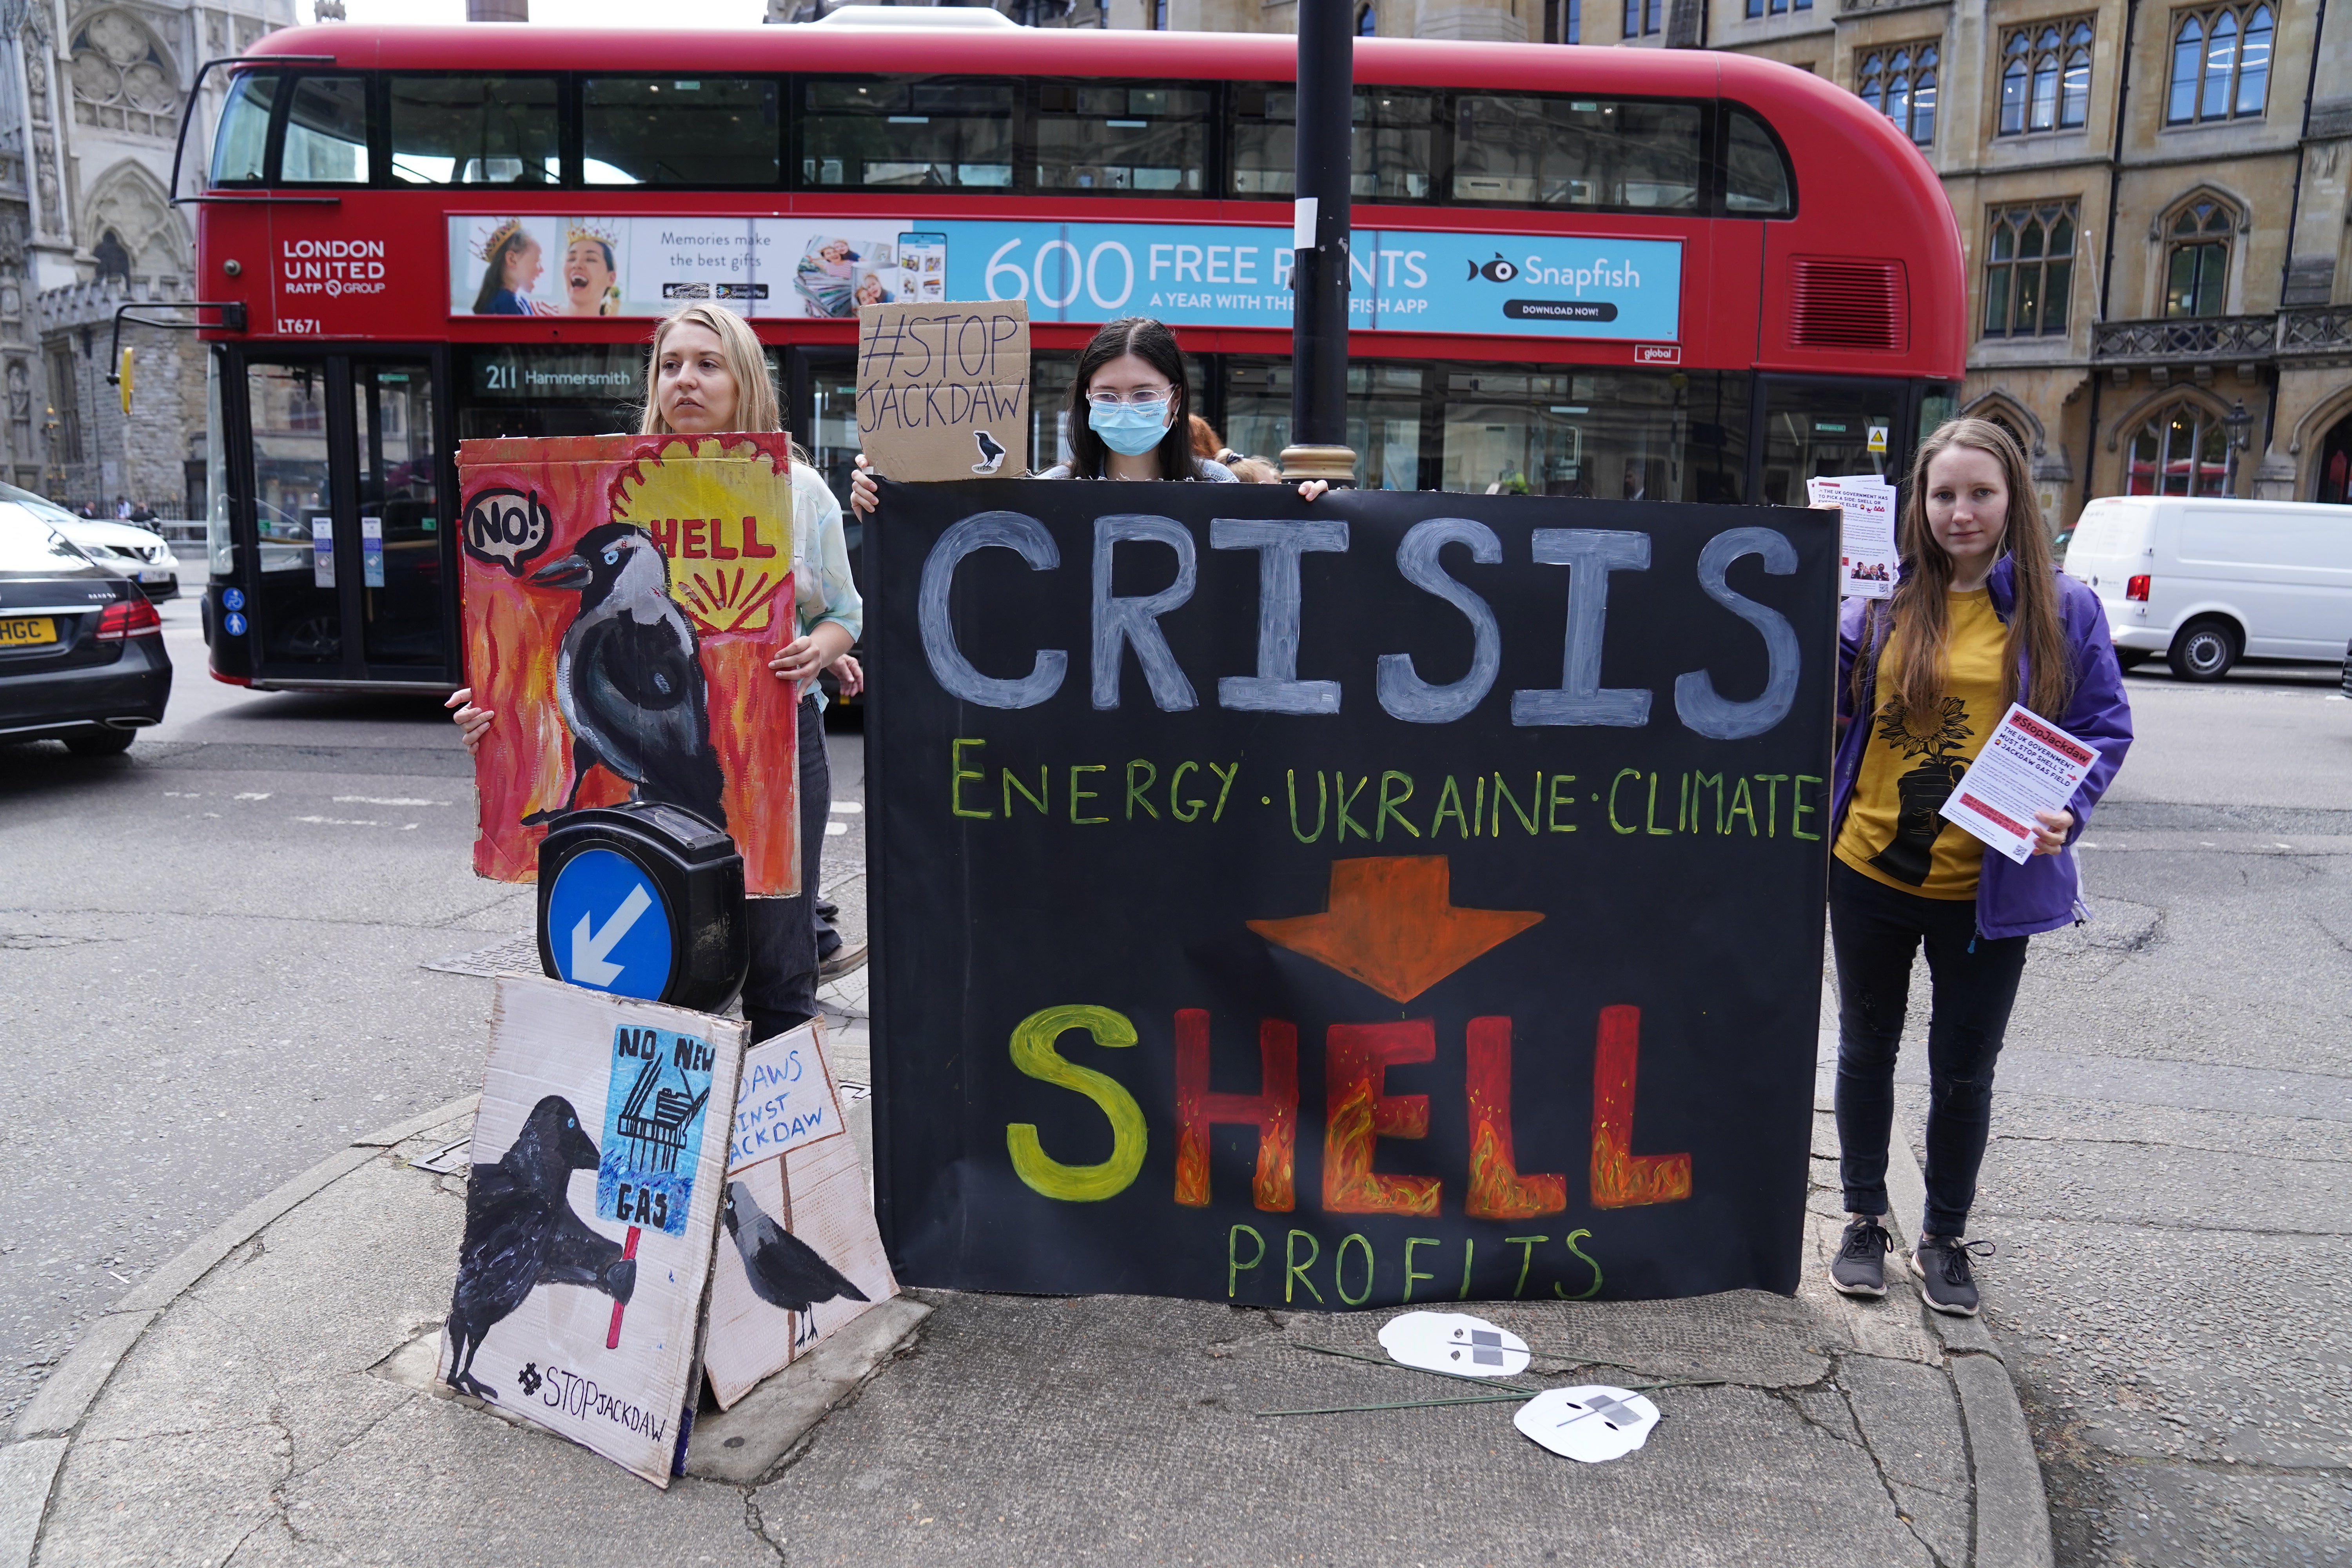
left=1280, top=0, right=1357, bottom=486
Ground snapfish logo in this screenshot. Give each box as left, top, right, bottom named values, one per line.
left=1468, top=253, right=1519, bottom=284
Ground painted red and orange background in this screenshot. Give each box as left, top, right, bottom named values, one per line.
left=456, top=433, right=800, bottom=896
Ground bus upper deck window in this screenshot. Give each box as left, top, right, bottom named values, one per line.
left=1232, top=86, right=1434, bottom=201
left=1723, top=105, right=1794, bottom=217
left=390, top=76, right=559, bottom=185
left=280, top=76, right=369, bottom=184
left=1452, top=95, right=1701, bottom=212
left=584, top=78, right=780, bottom=186
left=210, top=73, right=274, bottom=185
left=1036, top=83, right=1210, bottom=196
left=799, top=78, right=1014, bottom=191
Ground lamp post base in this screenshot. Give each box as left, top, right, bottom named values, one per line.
left=1279, top=444, right=1358, bottom=485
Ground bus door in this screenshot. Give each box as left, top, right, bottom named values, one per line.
left=1753, top=376, right=1911, bottom=507
left=240, top=350, right=453, bottom=686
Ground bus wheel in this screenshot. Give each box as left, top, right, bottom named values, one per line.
left=2167, top=618, right=2239, bottom=682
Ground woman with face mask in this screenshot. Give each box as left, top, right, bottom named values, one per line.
left=851, top=316, right=1327, bottom=512
left=446, top=303, right=864, bottom=1042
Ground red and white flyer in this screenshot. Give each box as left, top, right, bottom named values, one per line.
left=1938, top=703, right=2099, bottom=864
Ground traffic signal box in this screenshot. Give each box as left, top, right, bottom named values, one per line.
left=536, top=803, right=749, bottom=1015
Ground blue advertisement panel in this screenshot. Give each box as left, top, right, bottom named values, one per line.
left=444, top=214, right=1680, bottom=340
left=931, top=221, right=1681, bottom=341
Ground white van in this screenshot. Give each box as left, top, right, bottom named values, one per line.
left=2063, top=496, right=2352, bottom=680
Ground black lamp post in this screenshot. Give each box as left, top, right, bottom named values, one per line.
left=1279, top=0, right=1357, bottom=486
left=2222, top=398, right=2253, bottom=494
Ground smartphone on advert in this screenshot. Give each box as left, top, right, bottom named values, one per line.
left=897, top=232, right=948, bottom=302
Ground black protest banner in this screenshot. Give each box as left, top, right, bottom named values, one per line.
left=866, top=481, right=1836, bottom=1308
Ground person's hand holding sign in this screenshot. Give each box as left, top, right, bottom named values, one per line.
left=769, top=622, right=853, bottom=685
left=2030, top=809, right=2073, bottom=856
left=445, top=687, right=492, bottom=756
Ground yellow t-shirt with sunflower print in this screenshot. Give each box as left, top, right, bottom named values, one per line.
left=1833, top=589, right=2009, bottom=900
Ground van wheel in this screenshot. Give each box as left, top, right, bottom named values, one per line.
left=2167, top=619, right=2240, bottom=682
left=64, top=727, right=136, bottom=756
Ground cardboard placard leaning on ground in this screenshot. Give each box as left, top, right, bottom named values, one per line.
left=856, top=298, right=1030, bottom=481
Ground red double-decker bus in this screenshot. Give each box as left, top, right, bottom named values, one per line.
left=182, top=14, right=1961, bottom=691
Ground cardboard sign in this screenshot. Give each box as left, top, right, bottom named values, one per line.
left=866, top=481, right=1836, bottom=1307
left=456, top=434, right=800, bottom=896
left=855, top=299, right=1029, bottom=482
left=702, top=1020, right=899, bottom=1409
left=440, top=976, right=748, bottom=1486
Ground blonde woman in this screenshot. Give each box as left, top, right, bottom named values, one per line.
left=448, top=303, right=862, bottom=1040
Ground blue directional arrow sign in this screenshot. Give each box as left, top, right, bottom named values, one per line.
left=544, top=847, right=675, bottom=1000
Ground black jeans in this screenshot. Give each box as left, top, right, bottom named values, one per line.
left=1829, top=858, right=2029, bottom=1238
left=741, top=692, right=832, bottom=1042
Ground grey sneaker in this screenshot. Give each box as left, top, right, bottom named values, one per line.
left=1912, top=1235, right=1996, bottom=1316
left=1830, top=1216, right=1893, bottom=1298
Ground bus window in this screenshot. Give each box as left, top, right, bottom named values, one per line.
left=1451, top=96, right=1702, bottom=211
left=1723, top=105, right=1793, bottom=217
left=350, top=364, right=442, bottom=668
left=584, top=77, right=780, bottom=185
left=1441, top=367, right=1747, bottom=502
left=800, top=78, right=1015, bottom=190
left=1759, top=381, right=1902, bottom=502
left=1029, top=357, right=1080, bottom=473
left=210, top=73, right=274, bottom=185
left=1230, top=87, right=1436, bottom=201
left=280, top=76, right=370, bottom=185
left=389, top=76, right=559, bottom=185
left=1223, top=360, right=1426, bottom=491
left=1035, top=83, right=1210, bottom=195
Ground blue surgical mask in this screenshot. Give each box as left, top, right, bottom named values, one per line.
left=1089, top=399, right=1171, bottom=457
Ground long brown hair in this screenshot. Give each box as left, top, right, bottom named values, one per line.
left=1857, top=417, right=2073, bottom=722
left=641, top=303, right=786, bottom=441
left=1062, top=317, right=1207, bottom=481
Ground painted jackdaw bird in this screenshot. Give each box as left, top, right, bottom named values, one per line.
left=445, top=1094, right=637, bottom=1402
left=520, top=522, right=727, bottom=829
left=723, top=1180, right=870, bottom=1316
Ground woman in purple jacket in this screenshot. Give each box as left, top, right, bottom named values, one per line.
left=1826, top=417, right=2132, bottom=1317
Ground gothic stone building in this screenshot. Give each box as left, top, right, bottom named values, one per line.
left=0, top=0, right=294, bottom=515
left=927, top=0, right=2352, bottom=522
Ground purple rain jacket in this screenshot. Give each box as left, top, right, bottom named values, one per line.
left=1829, top=556, right=2134, bottom=941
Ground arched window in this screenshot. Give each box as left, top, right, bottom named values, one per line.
left=1985, top=411, right=2029, bottom=458
left=2164, top=200, right=2235, bottom=318
left=1859, top=44, right=1937, bottom=145
left=2167, top=6, right=2271, bottom=123
left=1984, top=202, right=2076, bottom=337
left=2127, top=403, right=2229, bottom=495
left=1356, top=2, right=1376, bottom=34
left=2062, top=22, right=2093, bottom=126
left=2000, top=33, right=2030, bottom=134
left=2001, top=20, right=2094, bottom=136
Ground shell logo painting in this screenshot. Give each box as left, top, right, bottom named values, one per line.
left=457, top=433, right=801, bottom=896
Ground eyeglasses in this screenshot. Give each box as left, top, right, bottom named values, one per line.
left=1085, top=387, right=1175, bottom=408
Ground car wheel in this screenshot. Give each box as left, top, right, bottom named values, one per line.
left=2166, top=618, right=2239, bottom=682
left=2115, top=649, right=2151, bottom=670
left=64, top=727, right=136, bottom=757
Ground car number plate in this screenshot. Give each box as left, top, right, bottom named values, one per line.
left=0, top=615, right=57, bottom=646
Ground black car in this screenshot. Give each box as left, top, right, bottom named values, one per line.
left=0, top=498, right=171, bottom=754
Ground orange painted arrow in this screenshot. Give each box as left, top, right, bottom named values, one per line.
left=1248, top=856, right=1543, bottom=1004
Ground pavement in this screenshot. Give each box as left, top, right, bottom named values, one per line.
left=12, top=604, right=2333, bottom=1566
left=2, top=984, right=2056, bottom=1568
